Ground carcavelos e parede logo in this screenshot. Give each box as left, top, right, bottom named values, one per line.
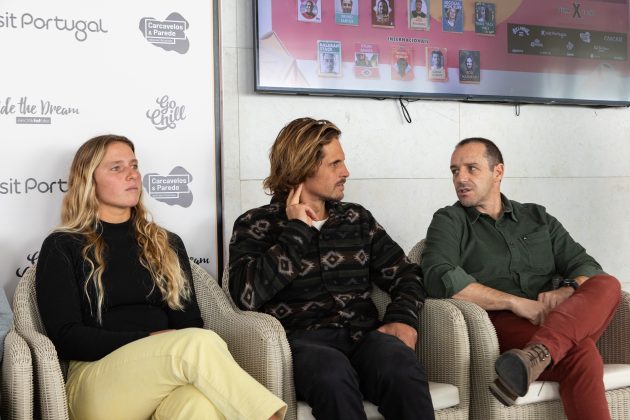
left=146, top=95, right=186, bottom=130
left=143, top=167, right=193, bottom=208
left=0, top=96, right=79, bottom=125
left=0, top=12, right=107, bottom=41
left=139, top=13, right=189, bottom=54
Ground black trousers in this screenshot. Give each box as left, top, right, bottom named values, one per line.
left=288, top=328, right=435, bottom=420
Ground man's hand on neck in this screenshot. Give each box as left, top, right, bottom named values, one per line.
left=286, top=184, right=319, bottom=226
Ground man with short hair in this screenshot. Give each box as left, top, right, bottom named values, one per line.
left=430, top=50, right=443, bottom=71
left=229, top=117, right=434, bottom=420
left=412, top=0, right=426, bottom=18
left=322, top=52, right=337, bottom=74
left=303, top=0, right=316, bottom=19
left=341, top=0, right=353, bottom=14
left=422, top=137, right=621, bottom=420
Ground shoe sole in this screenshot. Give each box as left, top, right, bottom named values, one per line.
left=489, top=378, right=517, bottom=406
left=494, top=352, right=529, bottom=397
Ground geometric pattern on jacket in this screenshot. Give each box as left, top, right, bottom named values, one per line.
left=229, top=199, right=427, bottom=340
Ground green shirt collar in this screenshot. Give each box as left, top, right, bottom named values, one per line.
left=457, top=194, right=519, bottom=224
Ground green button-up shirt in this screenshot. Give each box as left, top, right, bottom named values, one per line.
left=421, top=195, right=605, bottom=299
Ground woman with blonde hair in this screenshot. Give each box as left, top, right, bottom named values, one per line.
left=36, top=134, right=286, bottom=420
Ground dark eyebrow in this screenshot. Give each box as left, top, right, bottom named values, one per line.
left=451, top=161, right=480, bottom=170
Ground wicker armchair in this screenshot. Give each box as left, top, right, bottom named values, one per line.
left=1, top=326, right=34, bottom=420
left=222, top=268, right=470, bottom=420
left=13, top=262, right=291, bottom=420
left=12, top=266, right=69, bottom=420
left=410, top=239, right=630, bottom=420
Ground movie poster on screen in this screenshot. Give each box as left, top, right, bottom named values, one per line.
left=391, top=45, right=414, bottom=81
left=299, top=0, right=322, bottom=23
left=409, top=0, right=430, bottom=30
left=372, top=0, right=395, bottom=28
left=317, top=40, right=342, bottom=77
left=354, top=43, right=380, bottom=79
left=442, top=0, right=463, bottom=33
left=474, top=2, right=496, bottom=35
left=336, top=0, right=359, bottom=25
left=427, top=47, right=448, bottom=81
left=459, top=50, right=480, bottom=83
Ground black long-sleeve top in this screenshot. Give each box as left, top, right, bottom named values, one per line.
left=36, top=220, right=203, bottom=361
left=229, top=199, right=427, bottom=340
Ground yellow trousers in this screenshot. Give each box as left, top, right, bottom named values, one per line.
left=66, top=328, right=286, bottom=420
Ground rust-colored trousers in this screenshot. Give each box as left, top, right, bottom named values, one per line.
left=489, top=275, right=621, bottom=420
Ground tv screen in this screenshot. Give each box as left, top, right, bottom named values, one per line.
left=254, top=0, right=630, bottom=105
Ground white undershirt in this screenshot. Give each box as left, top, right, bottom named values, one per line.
left=311, top=218, right=328, bottom=231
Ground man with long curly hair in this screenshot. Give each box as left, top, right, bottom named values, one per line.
left=229, top=118, right=435, bottom=420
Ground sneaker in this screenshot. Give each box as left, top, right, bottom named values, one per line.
left=489, top=344, right=551, bottom=406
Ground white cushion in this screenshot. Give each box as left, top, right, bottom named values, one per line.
left=428, top=381, right=460, bottom=410
left=297, top=381, right=459, bottom=419
left=515, top=364, right=630, bottom=405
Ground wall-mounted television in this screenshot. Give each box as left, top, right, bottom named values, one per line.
left=254, top=0, right=630, bottom=106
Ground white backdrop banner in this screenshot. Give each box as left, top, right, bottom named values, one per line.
left=0, top=1, right=218, bottom=299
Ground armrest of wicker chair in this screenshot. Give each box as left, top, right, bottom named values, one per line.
left=18, top=329, right=68, bottom=420
left=190, top=263, right=298, bottom=420
left=12, top=267, right=69, bottom=420
left=1, top=327, right=34, bottom=420
left=598, top=290, right=630, bottom=364
left=448, top=299, right=502, bottom=420
left=420, top=299, right=470, bottom=418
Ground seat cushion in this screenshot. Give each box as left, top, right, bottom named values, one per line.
left=515, top=364, right=630, bottom=405
left=428, top=381, right=460, bottom=410
left=297, top=381, right=460, bottom=419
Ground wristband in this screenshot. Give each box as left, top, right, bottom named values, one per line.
left=552, top=277, right=578, bottom=291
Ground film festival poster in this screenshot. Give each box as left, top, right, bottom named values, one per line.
left=298, top=0, right=322, bottom=23
left=459, top=50, right=480, bottom=83
left=391, top=45, right=414, bottom=81
left=442, top=0, right=463, bottom=33
left=317, top=40, right=342, bottom=77
left=427, top=47, right=448, bottom=81
left=409, top=0, right=430, bottom=31
left=336, top=0, right=359, bottom=26
left=354, top=43, right=380, bottom=79
left=474, top=2, right=496, bottom=36
left=372, top=0, right=395, bottom=28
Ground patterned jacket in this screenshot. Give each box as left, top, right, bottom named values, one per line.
left=228, top=199, right=427, bottom=339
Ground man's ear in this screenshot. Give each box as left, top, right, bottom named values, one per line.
left=494, top=163, right=504, bottom=182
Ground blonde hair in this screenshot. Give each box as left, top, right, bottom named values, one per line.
left=263, top=117, right=341, bottom=198
left=58, top=134, right=191, bottom=324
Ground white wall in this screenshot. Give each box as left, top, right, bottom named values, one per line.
left=220, top=0, right=630, bottom=291
left=2, top=1, right=217, bottom=301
